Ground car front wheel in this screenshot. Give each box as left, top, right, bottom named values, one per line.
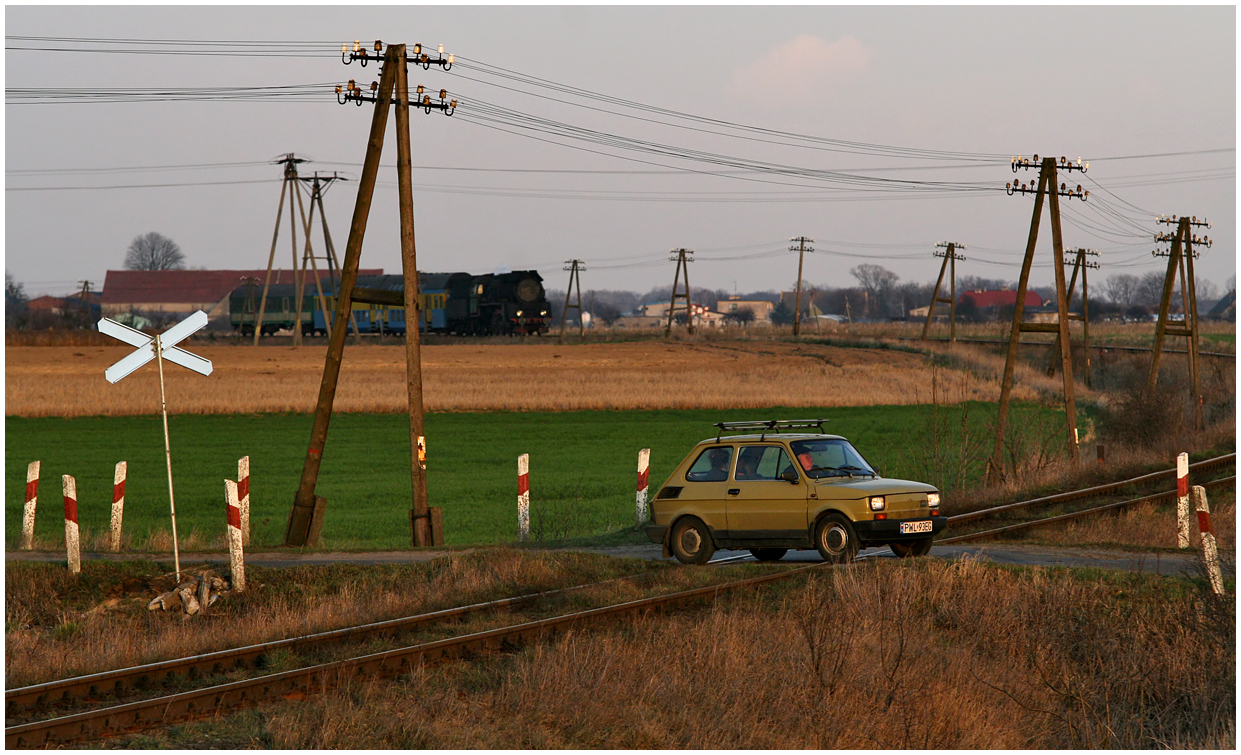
left=889, top=537, right=933, bottom=558
left=814, top=514, right=858, bottom=564
left=669, top=516, right=715, bottom=565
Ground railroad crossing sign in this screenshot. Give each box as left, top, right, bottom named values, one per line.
left=99, top=310, right=212, bottom=383
left=97, top=310, right=213, bottom=581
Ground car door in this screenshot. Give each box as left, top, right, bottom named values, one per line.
left=671, top=445, right=734, bottom=534
left=725, top=444, right=809, bottom=541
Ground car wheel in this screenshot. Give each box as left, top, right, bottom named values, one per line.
left=749, top=548, right=788, bottom=562
left=814, top=514, right=858, bottom=564
left=889, top=537, right=933, bottom=558
left=669, top=517, right=715, bottom=565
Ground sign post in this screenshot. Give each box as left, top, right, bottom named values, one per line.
left=99, top=311, right=212, bottom=582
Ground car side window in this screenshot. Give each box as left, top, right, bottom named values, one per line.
left=686, top=447, right=732, bottom=482
left=734, top=446, right=791, bottom=481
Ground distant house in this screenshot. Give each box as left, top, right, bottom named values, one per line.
left=27, top=292, right=102, bottom=319
left=719, top=298, right=774, bottom=323
left=102, top=269, right=384, bottom=322
left=1206, top=290, right=1236, bottom=321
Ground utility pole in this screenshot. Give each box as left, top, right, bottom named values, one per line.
left=665, top=248, right=695, bottom=336
left=559, top=259, right=585, bottom=343
left=254, top=153, right=309, bottom=346
left=286, top=40, right=455, bottom=548
left=1046, top=248, right=1099, bottom=388
left=920, top=242, right=966, bottom=342
left=987, top=155, right=1089, bottom=485
left=305, top=172, right=363, bottom=342
left=1149, top=215, right=1209, bottom=430
left=789, top=236, right=814, bottom=336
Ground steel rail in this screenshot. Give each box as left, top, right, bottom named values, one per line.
left=947, top=453, right=1235, bottom=525
left=5, top=569, right=664, bottom=717
left=939, top=475, right=1235, bottom=544
left=5, top=561, right=827, bottom=748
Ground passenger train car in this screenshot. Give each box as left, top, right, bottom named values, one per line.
left=230, top=271, right=551, bottom=337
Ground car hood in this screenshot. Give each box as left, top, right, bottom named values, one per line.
left=813, top=476, right=937, bottom=496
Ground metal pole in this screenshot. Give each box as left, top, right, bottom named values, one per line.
left=394, top=44, right=431, bottom=547
left=286, top=47, right=398, bottom=547
left=156, top=334, right=182, bottom=581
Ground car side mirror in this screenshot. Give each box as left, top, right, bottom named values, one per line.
left=781, top=467, right=799, bottom=484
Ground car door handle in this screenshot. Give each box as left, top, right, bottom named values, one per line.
left=727, top=488, right=740, bottom=496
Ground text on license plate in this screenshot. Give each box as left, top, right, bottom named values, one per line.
left=900, top=520, right=933, bottom=535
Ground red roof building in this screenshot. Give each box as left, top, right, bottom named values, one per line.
left=959, top=290, right=1043, bottom=309
left=102, top=269, right=383, bottom=317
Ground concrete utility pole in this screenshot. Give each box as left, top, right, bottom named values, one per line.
left=1045, top=248, right=1099, bottom=388
left=987, top=155, right=1089, bottom=485
left=1148, top=215, right=1209, bottom=430
left=559, top=259, right=586, bottom=343
left=665, top=248, right=695, bottom=336
left=920, top=242, right=965, bottom=342
left=790, top=236, right=814, bottom=336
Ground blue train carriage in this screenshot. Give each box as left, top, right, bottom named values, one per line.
left=310, top=274, right=448, bottom=335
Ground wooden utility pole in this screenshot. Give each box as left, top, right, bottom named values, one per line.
left=920, top=242, right=965, bottom=342
left=1148, top=215, right=1208, bottom=430
left=986, top=156, right=1088, bottom=484
left=790, top=236, right=814, bottom=336
left=665, top=248, right=695, bottom=336
left=254, top=154, right=308, bottom=345
left=1046, top=248, right=1098, bottom=388
left=306, top=173, right=363, bottom=342
left=559, top=259, right=586, bottom=343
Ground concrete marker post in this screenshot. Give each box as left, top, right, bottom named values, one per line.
left=110, top=461, right=127, bottom=552
left=225, top=480, right=247, bottom=592
left=636, top=448, right=651, bottom=526
left=517, top=454, right=530, bottom=542
left=62, top=475, right=80, bottom=575
left=1176, top=452, right=1190, bottom=549
left=1191, top=485, right=1224, bottom=595
left=238, top=456, right=251, bottom=546
left=22, top=461, right=40, bottom=550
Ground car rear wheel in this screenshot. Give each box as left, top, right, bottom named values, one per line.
left=749, top=548, right=788, bottom=562
left=669, top=516, right=715, bottom=565
left=889, top=537, right=933, bottom=558
left=814, top=514, right=858, bottom=564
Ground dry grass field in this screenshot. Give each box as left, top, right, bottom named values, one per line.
left=5, top=339, right=1065, bottom=416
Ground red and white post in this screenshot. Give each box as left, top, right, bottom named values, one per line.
left=110, top=461, right=127, bottom=552
left=225, top=479, right=247, bottom=592
left=238, top=456, right=251, bottom=546
left=63, top=474, right=80, bottom=574
left=517, top=454, right=530, bottom=542
left=1176, top=452, right=1190, bottom=549
left=21, top=461, right=40, bottom=550
left=1192, top=485, right=1224, bottom=595
left=636, top=448, right=651, bottom=526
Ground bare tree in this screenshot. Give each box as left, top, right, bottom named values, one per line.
left=6, top=270, right=29, bottom=329
left=1195, top=276, right=1219, bottom=306
left=1101, top=273, right=1140, bottom=310
left=124, top=232, right=186, bottom=271
left=850, top=264, right=899, bottom=318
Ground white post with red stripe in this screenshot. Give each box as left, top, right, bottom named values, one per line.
left=636, top=448, right=651, bottom=526
left=517, top=454, right=530, bottom=542
left=21, top=461, right=40, bottom=550
left=238, top=456, right=251, bottom=546
left=225, top=479, right=247, bottom=592
left=110, top=461, right=127, bottom=552
left=1176, top=452, right=1190, bottom=549
left=1192, top=486, right=1224, bottom=595
left=63, top=474, right=80, bottom=574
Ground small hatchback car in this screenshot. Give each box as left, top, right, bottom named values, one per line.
left=646, top=420, right=947, bottom=564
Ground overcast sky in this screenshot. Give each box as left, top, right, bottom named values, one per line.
left=5, top=5, right=1236, bottom=300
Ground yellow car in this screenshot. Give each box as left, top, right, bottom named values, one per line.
left=646, top=420, right=946, bottom=564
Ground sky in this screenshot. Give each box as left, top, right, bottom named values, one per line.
left=5, top=5, right=1236, bottom=301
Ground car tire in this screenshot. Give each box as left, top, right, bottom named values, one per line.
left=889, top=537, right=933, bottom=558
left=814, top=514, right=858, bottom=564
left=749, top=548, right=788, bottom=562
left=669, top=517, right=715, bottom=565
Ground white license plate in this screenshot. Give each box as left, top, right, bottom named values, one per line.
left=900, top=520, right=933, bottom=535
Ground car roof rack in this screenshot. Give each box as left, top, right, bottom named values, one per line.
left=713, top=419, right=829, bottom=442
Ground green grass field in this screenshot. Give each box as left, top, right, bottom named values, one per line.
left=6, top=404, right=1062, bottom=550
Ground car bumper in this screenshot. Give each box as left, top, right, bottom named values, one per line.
left=853, top=515, right=947, bottom=542
left=645, top=524, right=668, bottom=545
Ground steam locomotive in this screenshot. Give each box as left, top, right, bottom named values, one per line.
left=229, top=270, right=551, bottom=337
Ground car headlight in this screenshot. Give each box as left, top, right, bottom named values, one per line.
left=927, top=493, right=940, bottom=508
left=868, top=495, right=886, bottom=511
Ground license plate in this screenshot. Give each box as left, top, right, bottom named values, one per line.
left=900, top=520, right=933, bottom=535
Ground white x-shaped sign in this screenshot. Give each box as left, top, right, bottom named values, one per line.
left=99, top=311, right=213, bottom=383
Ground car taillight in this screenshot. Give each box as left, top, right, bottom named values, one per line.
left=874, top=512, right=887, bottom=520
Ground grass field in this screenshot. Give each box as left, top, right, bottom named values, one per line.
left=4, top=403, right=1063, bottom=551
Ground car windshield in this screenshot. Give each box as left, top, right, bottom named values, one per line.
left=790, top=439, right=877, bottom=479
